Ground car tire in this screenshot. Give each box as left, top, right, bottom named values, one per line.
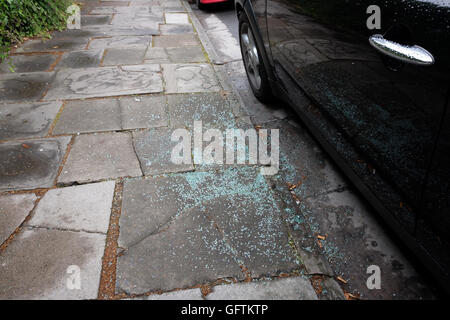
left=238, top=13, right=272, bottom=102
left=196, top=0, right=205, bottom=10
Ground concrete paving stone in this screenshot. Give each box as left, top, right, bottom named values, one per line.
left=160, top=24, right=194, bottom=35
left=145, top=46, right=206, bottom=64
left=166, top=46, right=206, bottom=63
left=82, top=25, right=159, bottom=37
left=47, top=29, right=103, bottom=40
left=271, top=119, right=347, bottom=200
left=0, top=54, right=57, bottom=73
left=0, top=72, right=55, bottom=103
left=90, top=6, right=152, bottom=14
left=118, top=95, right=168, bottom=129
left=143, top=47, right=171, bottom=64
left=0, top=101, right=62, bottom=140
left=132, top=128, right=194, bottom=176
left=88, top=36, right=152, bottom=49
left=168, top=93, right=236, bottom=130
left=58, top=132, right=142, bottom=184
left=52, top=99, right=120, bottom=135
left=44, top=65, right=162, bottom=100
left=0, top=193, right=37, bottom=244
left=27, top=181, right=115, bottom=233
left=118, top=167, right=297, bottom=278
left=163, top=64, right=221, bottom=94
left=154, top=34, right=199, bottom=48
left=206, top=277, right=318, bottom=300
left=102, top=46, right=147, bottom=66
left=110, top=13, right=164, bottom=26
left=0, top=136, right=71, bottom=191
left=116, top=187, right=244, bottom=294
left=319, top=278, right=346, bottom=300
left=299, top=190, right=431, bottom=299
left=81, top=14, right=112, bottom=26
left=56, top=49, right=103, bottom=69
left=165, top=13, right=189, bottom=24
left=193, top=168, right=299, bottom=277
left=20, top=37, right=88, bottom=52
left=0, top=228, right=106, bottom=299
left=146, top=288, right=203, bottom=300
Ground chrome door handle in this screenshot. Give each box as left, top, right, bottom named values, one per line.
left=369, top=34, right=435, bottom=66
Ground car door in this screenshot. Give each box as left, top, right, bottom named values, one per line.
left=265, top=0, right=450, bottom=237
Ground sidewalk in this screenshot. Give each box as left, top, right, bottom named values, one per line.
left=0, top=0, right=430, bottom=300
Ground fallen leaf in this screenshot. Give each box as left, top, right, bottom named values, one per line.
left=22, top=143, right=30, bottom=149
left=337, top=276, right=347, bottom=284
left=344, top=292, right=359, bottom=300
left=317, top=235, right=326, bottom=240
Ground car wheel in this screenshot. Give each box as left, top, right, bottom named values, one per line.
left=239, top=13, right=272, bottom=102
left=196, top=0, right=205, bottom=10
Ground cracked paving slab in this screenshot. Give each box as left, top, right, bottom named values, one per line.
left=297, top=189, right=434, bottom=299
left=0, top=228, right=105, bottom=299
left=116, top=201, right=244, bottom=295
left=132, top=127, right=194, bottom=176
left=58, top=132, right=142, bottom=185
left=145, top=46, right=206, bottom=64
left=26, top=181, right=115, bottom=234
left=0, top=72, right=55, bottom=103
left=0, top=101, right=62, bottom=140
left=0, top=136, right=71, bottom=191
left=44, top=65, right=162, bottom=100
left=0, top=193, right=37, bottom=244
left=163, top=64, right=221, bottom=94
left=118, top=167, right=299, bottom=289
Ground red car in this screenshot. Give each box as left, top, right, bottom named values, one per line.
left=195, top=0, right=231, bottom=10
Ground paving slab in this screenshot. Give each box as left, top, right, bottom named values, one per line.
left=160, top=24, right=194, bottom=35
left=132, top=128, right=194, bottom=176
left=83, top=25, right=159, bottom=37
left=0, top=137, right=71, bottom=191
left=56, top=49, right=103, bottom=69
left=110, top=13, right=164, bottom=26
left=165, top=13, right=189, bottom=24
left=58, top=132, right=142, bottom=185
left=146, top=288, right=203, bottom=300
left=168, top=93, right=236, bottom=130
left=19, top=37, right=89, bottom=52
left=27, top=181, right=115, bottom=233
left=90, top=6, right=152, bottom=15
left=163, top=64, right=221, bottom=94
left=145, top=46, right=206, bottom=64
left=154, top=34, right=199, bottom=48
left=0, top=228, right=105, bottom=299
left=0, top=72, right=55, bottom=103
left=0, top=54, right=57, bottom=73
left=206, top=277, right=318, bottom=300
left=81, top=15, right=112, bottom=26
left=0, top=193, right=37, bottom=244
left=0, top=101, right=62, bottom=140
left=44, top=65, right=162, bottom=100
left=118, top=95, right=168, bottom=129
left=298, top=190, right=431, bottom=299
left=102, top=47, right=147, bottom=66
left=118, top=167, right=298, bottom=279
left=53, top=99, right=121, bottom=135
left=88, top=36, right=152, bottom=49
left=116, top=192, right=244, bottom=294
